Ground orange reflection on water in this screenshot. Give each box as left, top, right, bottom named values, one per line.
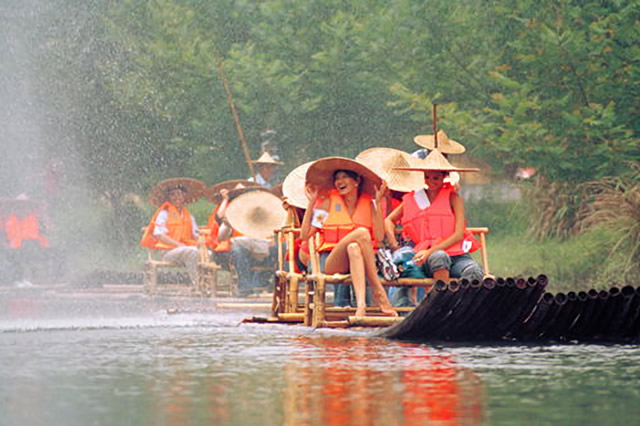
left=284, top=336, right=485, bottom=425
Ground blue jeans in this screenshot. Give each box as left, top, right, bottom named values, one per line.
left=231, top=243, right=277, bottom=295
left=390, top=250, right=482, bottom=307
left=314, top=252, right=371, bottom=307
left=424, top=251, right=484, bottom=281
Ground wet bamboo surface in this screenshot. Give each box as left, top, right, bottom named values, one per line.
left=378, top=275, right=640, bottom=344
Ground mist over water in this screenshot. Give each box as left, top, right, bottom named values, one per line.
left=0, top=1, right=147, bottom=285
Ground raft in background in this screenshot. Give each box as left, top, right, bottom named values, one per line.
left=377, top=275, right=640, bottom=344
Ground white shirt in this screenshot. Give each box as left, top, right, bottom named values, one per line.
left=153, top=209, right=199, bottom=238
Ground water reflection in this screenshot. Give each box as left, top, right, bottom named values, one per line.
left=283, top=336, right=486, bottom=425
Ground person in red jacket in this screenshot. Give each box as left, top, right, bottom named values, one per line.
left=1, top=194, right=50, bottom=286
left=386, top=149, right=484, bottom=282
left=301, top=157, right=397, bottom=317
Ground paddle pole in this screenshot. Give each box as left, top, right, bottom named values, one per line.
left=432, top=103, right=438, bottom=149
left=217, top=60, right=256, bottom=180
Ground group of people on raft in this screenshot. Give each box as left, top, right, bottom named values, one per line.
left=140, top=129, right=486, bottom=317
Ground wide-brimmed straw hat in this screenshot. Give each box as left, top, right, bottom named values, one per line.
left=414, top=130, right=466, bottom=154
left=394, top=149, right=479, bottom=173
left=305, top=157, right=382, bottom=195
left=225, top=190, right=287, bottom=239
left=204, top=179, right=262, bottom=202
left=282, top=162, right=314, bottom=209
left=251, top=151, right=284, bottom=166
left=148, top=177, right=206, bottom=206
left=356, top=148, right=425, bottom=193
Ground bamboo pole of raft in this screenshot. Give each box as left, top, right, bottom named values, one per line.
left=348, top=316, right=404, bottom=327
left=216, top=60, right=256, bottom=181
left=432, top=103, right=438, bottom=148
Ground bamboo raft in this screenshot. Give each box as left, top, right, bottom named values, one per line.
left=377, top=275, right=640, bottom=343
left=251, top=274, right=640, bottom=344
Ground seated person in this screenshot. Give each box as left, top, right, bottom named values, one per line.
left=301, top=157, right=397, bottom=317
left=215, top=187, right=278, bottom=296
left=141, top=178, right=206, bottom=286
left=204, top=181, right=260, bottom=263
left=386, top=149, right=484, bottom=283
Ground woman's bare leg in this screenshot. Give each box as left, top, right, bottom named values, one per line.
left=346, top=242, right=367, bottom=316
left=326, top=228, right=397, bottom=316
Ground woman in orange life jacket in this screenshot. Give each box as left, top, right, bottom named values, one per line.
left=140, top=178, right=206, bottom=286
left=300, top=157, right=397, bottom=317
left=385, top=149, right=484, bottom=282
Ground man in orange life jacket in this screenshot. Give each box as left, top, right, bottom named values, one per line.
left=140, top=179, right=205, bottom=286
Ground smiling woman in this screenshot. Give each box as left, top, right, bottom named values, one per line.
left=301, top=157, right=397, bottom=317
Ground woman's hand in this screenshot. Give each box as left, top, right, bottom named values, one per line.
left=281, top=196, right=292, bottom=211
left=305, top=183, right=319, bottom=206
left=374, top=180, right=388, bottom=205
left=413, top=248, right=434, bottom=266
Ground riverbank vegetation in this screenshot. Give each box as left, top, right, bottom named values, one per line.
left=1, top=0, right=637, bottom=289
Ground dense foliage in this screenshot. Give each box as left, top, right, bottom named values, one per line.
left=1, top=0, right=637, bottom=283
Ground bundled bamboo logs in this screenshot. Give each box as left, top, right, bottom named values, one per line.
left=379, top=275, right=640, bottom=343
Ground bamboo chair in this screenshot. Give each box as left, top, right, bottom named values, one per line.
left=271, top=226, right=307, bottom=321
left=142, top=227, right=221, bottom=297
left=304, top=227, right=491, bottom=328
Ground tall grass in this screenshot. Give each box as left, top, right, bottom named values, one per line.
left=466, top=195, right=631, bottom=292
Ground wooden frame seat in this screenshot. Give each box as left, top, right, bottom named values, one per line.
left=271, top=226, right=307, bottom=319
left=303, top=227, right=491, bottom=328
left=142, top=227, right=222, bottom=297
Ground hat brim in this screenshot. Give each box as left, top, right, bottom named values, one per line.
left=306, top=157, right=382, bottom=195
left=252, top=160, right=284, bottom=165
left=394, top=166, right=479, bottom=173
left=205, top=179, right=262, bottom=202
left=226, top=186, right=272, bottom=201
left=282, top=162, right=314, bottom=209
left=148, top=178, right=206, bottom=206
left=356, top=148, right=425, bottom=193
left=414, top=134, right=466, bottom=154
left=225, top=190, right=287, bottom=239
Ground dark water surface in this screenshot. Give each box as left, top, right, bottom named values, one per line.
left=1, top=289, right=639, bottom=426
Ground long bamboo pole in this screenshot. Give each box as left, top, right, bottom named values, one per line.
left=432, top=103, right=438, bottom=149
left=216, top=60, right=256, bottom=180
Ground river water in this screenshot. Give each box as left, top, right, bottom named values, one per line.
left=1, top=288, right=639, bottom=426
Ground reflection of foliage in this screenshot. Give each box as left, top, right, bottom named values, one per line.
left=576, top=172, right=640, bottom=281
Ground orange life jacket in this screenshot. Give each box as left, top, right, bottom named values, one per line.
left=204, top=206, right=242, bottom=252
left=5, top=213, right=50, bottom=249
left=316, top=189, right=376, bottom=252
left=401, top=186, right=479, bottom=256
left=140, top=202, right=197, bottom=250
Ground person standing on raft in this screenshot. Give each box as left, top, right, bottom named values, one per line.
left=300, top=157, right=397, bottom=318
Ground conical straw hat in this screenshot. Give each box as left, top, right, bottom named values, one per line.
left=204, top=179, right=261, bottom=202
left=225, top=190, right=287, bottom=239
left=305, top=157, right=382, bottom=196
left=394, top=149, right=480, bottom=173
left=148, top=177, right=206, bottom=206
left=414, top=130, right=466, bottom=154
left=356, top=147, right=424, bottom=193
left=282, top=162, right=313, bottom=209
left=251, top=151, right=284, bottom=165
